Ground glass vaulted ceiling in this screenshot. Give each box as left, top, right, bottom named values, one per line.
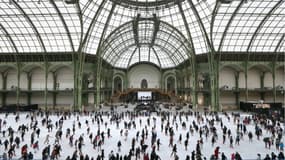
left=0, top=0, right=284, bottom=68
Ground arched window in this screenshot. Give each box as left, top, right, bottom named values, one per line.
left=141, top=79, right=148, bottom=89
left=114, top=76, right=123, bottom=93
left=166, top=76, right=175, bottom=93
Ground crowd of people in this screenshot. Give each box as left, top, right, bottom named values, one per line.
left=0, top=104, right=284, bottom=160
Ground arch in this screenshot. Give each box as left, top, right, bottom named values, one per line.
left=21, top=64, right=45, bottom=73
left=163, top=71, right=176, bottom=81
left=56, top=66, right=74, bottom=90
left=219, top=66, right=236, bottom=89
left=128, top=61, right=161, bottom=71
left=217, top=0, right=245, bottom=52
left=105, top=34, right=184, bottom=67
left=248, top=64, right=272, bottom=73
left=49, top=64, right=73, bottom=73
left=6, top=67, right=18, bottom=90
left=141, top=79, right=148, bottom=89
left=11, top=0, right=46, bottom=52
left=49, top=0, right=75, bottom=52
left=113, top=75, right=123, bottom=93
left=128, top=64, right=160, bottom=88
left=247, top=66, right=262, bottom=89
left=275, top=66, right=285, bottom=87
left=246, top=0, right=283, bottom=52
left=0, top=65, right=17, bottom=73
left=101, top=18, right=192, bottom=69
left=0, top=23, right=18, bottom=53
left=276, top=64, right=285, bottom=70
left=166, top=75, right=176, bottom=94
left=220, top=64, right=244, bottom=72
left=29, top=67, right=46, bottom=90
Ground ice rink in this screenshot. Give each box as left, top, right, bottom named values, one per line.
left=0, top=105, right=284, bottom=160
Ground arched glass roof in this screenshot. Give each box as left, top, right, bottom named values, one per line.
left=0, top=0, right=284, bottom=68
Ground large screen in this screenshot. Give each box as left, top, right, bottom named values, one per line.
left=137, top=91, right=152, bottom=100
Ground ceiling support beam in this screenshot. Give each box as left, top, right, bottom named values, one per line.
left=0, top=23, right=21, bottom=106
left=102, top=19, right=189, bottom=67
left=105, top=35, right=182, bottom=65
left=103, top=28, right=189, bottom=59
left=151, top=47, right=162, bottom=68
left=11, top=0, right=49, bottom=110
left=150, top=14, right=160, bottom=47
left=177, top=1, right=197, bottom=108
left=95, top=3, right=116, bottom=108
left=187, top=0, right=219, bottom=111
left=138, top=45, right=141, bottom=62
left=11, top=0, right=46, bottom=52
left=274, top=34, right=285, bottom=54
left=217, top=0, right=245, bottom=52
left=247, top=0, right=283, bottom=52
left=132, top=14, right=140, bottom=47
left=127, top=47, right=138, bottom=68
left=74, top=0, right=107, bottom=111
left=245, top=0, right=283, bottom=103
left=0, top=23, right=19, bottom=53
left=109, top=41, right=178, bottom=67
left=272, top=34, right=285, bottom=103
left=50, top=0, right=75, bottom=52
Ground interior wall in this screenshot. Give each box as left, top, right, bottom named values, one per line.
left=264, top=72, right=273, bottom=88
left=247, top=69, right=260, bottom=89
left=264, top=92, right=274, bottom=102
left=30, top=93, right=53, bottom=106
left=6, top=93, right=16, bottom=105
left=31, top=68, right=45, bottom=90
left=239, top=72, right=246, bottom=88
left=248, top=92, right=260, bottom=101
left=220, top=92, right=235, bottom=105
left=276, top=94, right=284, bottom=104
left=20, top=72, right=28, bottom=90
left=19, top=94, right=27, bottom=104
left=47, top=72, right=53, bottom=89
left=88, top=93, right=94, bottom=104
left=57, top=93, right=73, bottom=106
left=31, top=92, right=44, bottom=105
left=6, top=93, right=27, bottom=104
left=128, top=64, right=160, bottom=88
left=239, top=92, right=246, bottom=102
left=0, top=74, right=3, bottom=89
left=219, top=67, right=235, bottom=88
left=56, top=67, right=73, bottom=90
left=6, top=69, right=17, bottom=90
left=276, top=67, right=284, bottom=87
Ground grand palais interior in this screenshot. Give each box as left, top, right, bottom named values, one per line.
left=0, top=0, right=284, bottom=112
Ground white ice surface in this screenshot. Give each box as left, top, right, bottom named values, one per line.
left=0, top=106, right=283, bottom=160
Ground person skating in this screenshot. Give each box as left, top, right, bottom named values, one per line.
left=21, top=144, right=28, bottom=159
left=156, top=139, right=161, bottom=151
left=214, top=146, right=220, bottom=160
left=235, top=152, right=242, bottom=160
left=171, top=144, right=177, bottom=157
left=143, top=153, right=150, bottom=160
left=184, top=139, right=188, bottom=150
left=256, top=153, right=261, bottom=160
left=117, top=140, right=122, bottom=152
left=221, top=152, right=227, bottom=160
left=191, top=151, right=195, bottom=160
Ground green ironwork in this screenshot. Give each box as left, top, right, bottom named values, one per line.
left=11, top=0, right=48, bottom=110
left=187, top=0, right=219, bottom=111
left=96, top=3, right=117, bottom=108
left=177, top=1, right=197, bottom=110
